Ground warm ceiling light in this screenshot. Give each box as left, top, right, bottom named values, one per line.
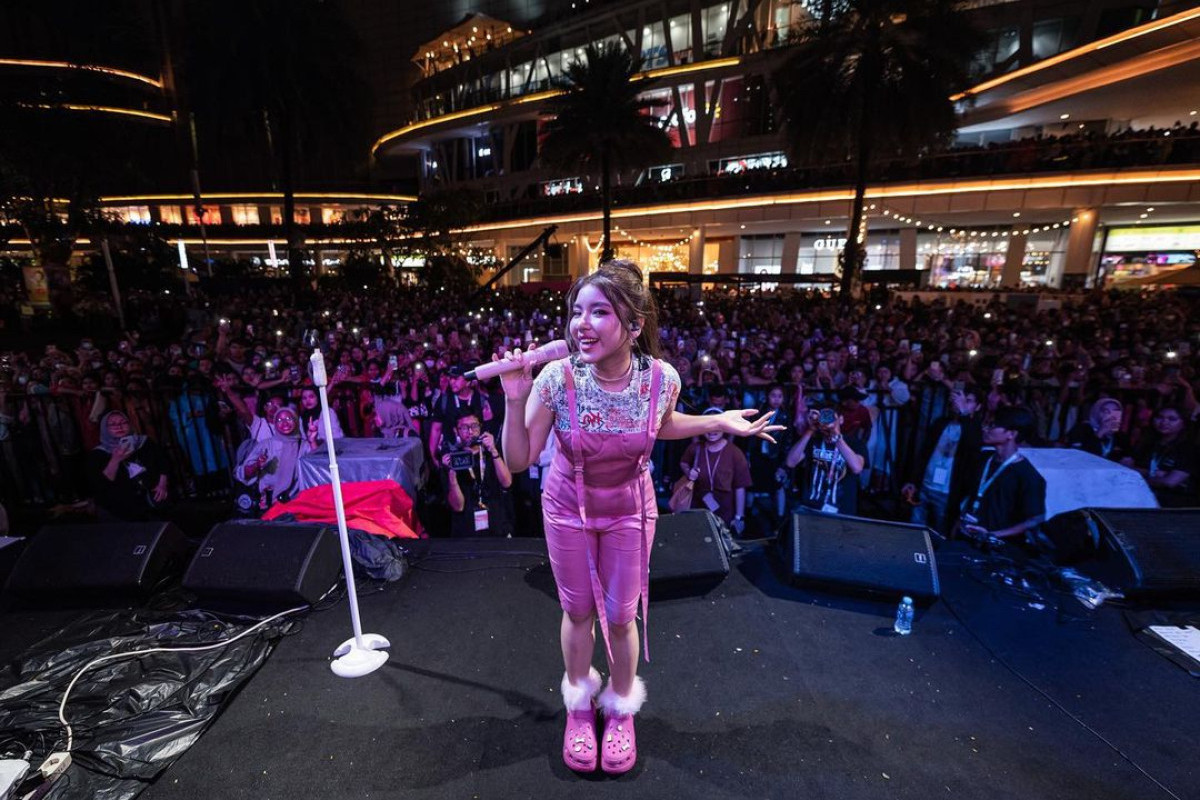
left=1059, top=113, right=1070, bottom=120
left=1012, top=212, right=1020, bottom=217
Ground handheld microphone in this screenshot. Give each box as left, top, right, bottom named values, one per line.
left=465, top=339, right=570, bottom=381
left=309, top=348, right=327, bottom=387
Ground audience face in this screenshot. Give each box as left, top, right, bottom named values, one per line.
left=273, top=409, right=298, bottom=436
left=1153, top=408, right=1184, bottom=439
left=455, top=415, right=482, bottom=445
left=107, top=413, right=132, bottom=438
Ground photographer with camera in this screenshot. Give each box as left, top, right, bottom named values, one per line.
left=785, top=401, right=867, bottom=515
left=441, top=411, right=514, bottom=537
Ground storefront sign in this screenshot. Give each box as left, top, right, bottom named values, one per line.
left=716, top=152, right=787, bottom=175
left=649, top=164, right=685, bottom=182
left=813, top=237, right=847, bottom=251
left=1105, top=225, right=1200, bottom=252
left=541, top=178, right=583, bottom=197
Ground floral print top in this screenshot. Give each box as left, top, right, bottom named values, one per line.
left=535, top=355, right=681, bottom=434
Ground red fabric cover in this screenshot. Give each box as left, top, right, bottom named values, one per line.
left=263, top=479, right=424, bottom=539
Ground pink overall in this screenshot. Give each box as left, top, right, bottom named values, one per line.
left=542, top=358, right=663, bottom=664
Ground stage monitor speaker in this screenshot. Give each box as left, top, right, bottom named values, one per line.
left=1049, top=508, right=1200, bottom=598
left=3, top=522, right=188, bottom=606
left=183, top=521, right=343, bottom=613
left=783, top=512, right=939, bottom=600
left=650, top=510, right=730, bottom=598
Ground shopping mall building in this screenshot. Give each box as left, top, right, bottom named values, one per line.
left=4, top=0, right=1200, bottom=289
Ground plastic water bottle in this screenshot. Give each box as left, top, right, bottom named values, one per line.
left=893, top=596, right=914, bottom=636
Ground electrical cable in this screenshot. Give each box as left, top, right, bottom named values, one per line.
left=55, top=603, right=307, bottom=755
left=939, top=591, right=1183, bottom=800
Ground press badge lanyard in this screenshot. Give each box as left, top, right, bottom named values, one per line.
left=470, top=448, right=489, bottom=531
left=969, top=453, right=1020, bottom=515
left=704, top=445, right=724, bottom=489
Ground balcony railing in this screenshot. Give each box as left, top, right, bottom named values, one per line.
left=473, top=130, right=1200, bottom=223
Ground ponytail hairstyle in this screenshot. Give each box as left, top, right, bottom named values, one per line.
left=564, top=259, right=662, bottom=359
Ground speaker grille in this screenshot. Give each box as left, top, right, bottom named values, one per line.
left=788, top=513, right=940, bottom=599
left=1088, top=509, right=1200, bottom=592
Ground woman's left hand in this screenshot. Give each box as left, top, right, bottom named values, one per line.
left=153, top=481, right=168, bottom=503
left=718, top=409, right=787, bottom=443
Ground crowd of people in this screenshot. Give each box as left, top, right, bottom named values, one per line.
left=1, top=277, right=1197, bottom=536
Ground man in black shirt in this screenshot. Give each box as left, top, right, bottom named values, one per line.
left=440, top=411, right=515, bottom=537
left=429, top=364, right=492, bottom=463
left=960, top=407, right=1046, bottom=544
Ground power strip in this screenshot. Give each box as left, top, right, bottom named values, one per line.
left=0, top=760, right=30, bottom=800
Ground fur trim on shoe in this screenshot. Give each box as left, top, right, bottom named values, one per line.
left=561, top=667, right=603, bottom=711
left=597, top=676, right=646, bottom=717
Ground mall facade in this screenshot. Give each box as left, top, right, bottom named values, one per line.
left=3, top=0, right=1200, bottom=290
left=373, top=0, right=1200, bottom=290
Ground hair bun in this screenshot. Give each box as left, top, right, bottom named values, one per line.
left=600, top=259, right=644, bottom=280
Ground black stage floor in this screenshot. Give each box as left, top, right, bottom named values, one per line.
left=13, top=538, right=1200, bottom=800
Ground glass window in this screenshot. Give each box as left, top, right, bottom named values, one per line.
left=641, top=23, right=668, bottom=68
left=739, top=233, right=785, bottom=274
left=321, top=207, right=347, bottom=224
left=157, top=205, right=182, bottom=225
left=702, top=3, right=731, bottom=56
left=1032, top=19, right=1063, bottom=60
left=669, top=14, right=692, bottom=63
left=114, top=206, right=151, bottom=225
left=185, top=205, right=222, bottom=226
left=230, top=204, right=260, bottom=225
left=268, top=206, right=283, bottom=225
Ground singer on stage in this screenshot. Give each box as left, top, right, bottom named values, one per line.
left=497, top=260, right=783, bottom=775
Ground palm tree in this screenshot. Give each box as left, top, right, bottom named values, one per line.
left=539, top=42, right=673, bottom=264
left=775, top=0, right=984, bottom=297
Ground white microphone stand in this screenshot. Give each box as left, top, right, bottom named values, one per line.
left=310, top=348, right=390, bottom=677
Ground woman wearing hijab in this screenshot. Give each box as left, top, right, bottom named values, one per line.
left=373, top=398, right=419, bottom=439
left=1064, top=397, right=1126, bottom=461
left=235, top=406, right=308, bottom=512
left=87, top=411, right=169, bottom=521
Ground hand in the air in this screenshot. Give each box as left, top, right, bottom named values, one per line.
left=717, top=409, right=787, bottom=444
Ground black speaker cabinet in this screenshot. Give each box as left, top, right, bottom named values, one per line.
left=783, top=511, right=940, bottom=600
left=1049, top=508, right=1200, bottom=598
left=184, top=521, right=343, bottom=613
left=650, top=510, right=730, bottom=598
left=4, top=522, right=189, bottom=606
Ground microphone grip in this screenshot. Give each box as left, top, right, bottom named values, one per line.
left=465, top=339, right=569, bottom=381
left=310, top=349, right=328, bottom=387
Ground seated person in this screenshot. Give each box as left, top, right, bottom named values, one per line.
left=1120, top=405, right=1195, bottom=507
left=87, top=411, right=169, bottom=521
left=959, top=407, right=1046, bottom=545
left=234, top=406, right=309, bottom=512
left=440, top=411, right=514, bottom=537
left=373, top=398, right=419, bottom=439
left=1064, top=397, right=1126, bottom=461
left=785, top=403, right=868, bottom=515
left=678, top=407, right=753, bottom=535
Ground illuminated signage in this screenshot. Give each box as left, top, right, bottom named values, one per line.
left=717, top=152, right=788, bottom=175
left=813, top=237, right=848, bottom=251
left=541, top=178, right=583, bottom=197
left=649, top=164, right=685, bottom=182
left=1105, top=225, right=1200, bottom=251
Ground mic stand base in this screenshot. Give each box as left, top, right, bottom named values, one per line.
left=330, top=633, right=391, bottom=678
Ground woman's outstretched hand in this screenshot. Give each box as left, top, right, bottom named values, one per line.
left=718, top=409, right=787, bottom=443
left=494, top=344, right=537, bottom=401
